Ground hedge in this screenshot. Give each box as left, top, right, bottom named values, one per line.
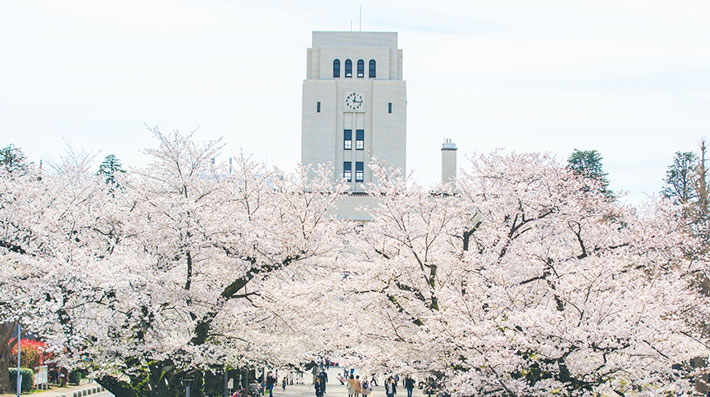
left=69, top=370, right=82, bottom=385
left=9, top=368, right=34, bottom=392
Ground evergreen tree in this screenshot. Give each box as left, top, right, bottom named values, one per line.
left=0, top=145, right=29, bottom=174
left=97, top=154, right=125, bottom=192
left=567, top=149, right=611, bottom=196
left=663, top=151, right=698, bottom=205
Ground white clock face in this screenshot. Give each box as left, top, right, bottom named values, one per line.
left=344, top=92, right=365, bottom=112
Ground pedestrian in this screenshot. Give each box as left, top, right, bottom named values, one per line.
left=361, top=378, right=372, bottom=397
left=405, top=376, right=415, bottom=397
left=337, top=374, right=346, bottom=385
left=266, top=371, right=277, bottom=397
left=354, top=375, right=363, bottom=397
left=318, top=368, right=329, bottom=393
left=394, top=374, right=400, bottom=387
left=282, top=377, right=288, bottom=391
left=347, top=375, right=356, bottom=397
left=248, top=380, right=260, bottom=397
left=312, top=365, right=319, bottom=384
left=386, top=377, right=397, bottom=397
left=370, top=374, right=378, bottom=387
left=315, top=378, right=325, bottom=397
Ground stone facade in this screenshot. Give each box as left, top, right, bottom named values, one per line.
left=301, top=31, right=406, bottom=193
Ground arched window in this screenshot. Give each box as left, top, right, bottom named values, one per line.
left=333, top=59, right=340, bottom=78
left=357, top=59, right=364, bottom=78
left=345, top=59, right=352, bottom=78
left=369, top=59, right=376, bottom=78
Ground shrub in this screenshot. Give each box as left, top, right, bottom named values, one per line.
left=9, top=368, right=34, bottom=392
left=69, top=370, right=82, bottom=385
left=10, top=339, right=47, bottom=369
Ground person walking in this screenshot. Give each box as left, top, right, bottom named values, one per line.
left=347, top=375, right=356, bottom=397
left=318, top=368, right=329, bottom=393
left=386, top=377, right=397, bottom=397
left=315, top=378, right=325, bottom=397
left=405, top=376, right=415, bottom=397
left=370, top=374, right=378, bottom=387
left=282, top=377, right=288, bottom=391
left=248, top=380, right=260, bottom=397
left=312, top=365, right=319, bottom=384
left=361, top=378, right=372, bottom=397
left=266, top=371, right=277, bottom=397
left=354, top=375, right=363, bottom=397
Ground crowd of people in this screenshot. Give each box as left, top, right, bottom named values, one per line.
left=316, top=367, right=417, bottom=397
left=235, top=364, right=420, bottom=397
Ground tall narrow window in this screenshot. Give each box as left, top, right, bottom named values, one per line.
left=317, top=102, right=321, bottom=112
left=369, top=60, right=376, bottom=78
left=343, top=162, right=352, bottom=182
left=344, top=129, right=352, bottom=150
left=357, top=60, right=364, bottom=78
left=345, top=59, right=352, bottom=78
left=388, top=102, right=392, bottom=113
left=356, top=129, right=364, bottom=150
left=355, top=162, right=364, bottom=182
left=333, top=59, right=340, bottom=78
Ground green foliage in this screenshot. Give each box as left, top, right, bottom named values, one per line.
left=663, top=151, right=698, bottom=205
left=97, top=154, right=125, bottom=192
left=663, top=140, right=710, bottom=246
left=69, top=370, right=82, bottom=385
left=9, top=368, right=33, bottom=392
left=0, top=144, right=29, bottom=174
left=567, top=149, right=611, bottom=196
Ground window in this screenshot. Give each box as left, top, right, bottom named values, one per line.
left=369, top=59, right=376, bottom=78
left=356, top=129, right=364, bottom=150
left=357, top=60, right=364, bottom=78
left=388, top=102, right=392, bottom=113
left=355, top=162, right=364, bottom=182
left=333, top=59, right=340, bottom=78
left=343, top=162, right=352, bottom=182
left=345, top=59, right=352, bottom=78
left=344, top=129, right=352, bottom=150
left=317, top=102, right=321, bottom=113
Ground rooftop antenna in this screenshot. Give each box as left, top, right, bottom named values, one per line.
left=359, top=6, right=362, bottom=31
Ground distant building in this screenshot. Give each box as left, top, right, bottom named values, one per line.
left=301, top=31, right=456, bottom=220
left=301, top=31, right=406, bottom=192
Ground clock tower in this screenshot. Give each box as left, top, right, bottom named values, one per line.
left=301, top=31, right=406, bottom=192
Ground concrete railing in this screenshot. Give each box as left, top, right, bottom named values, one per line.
left=53, top=384, right=106, bottom=397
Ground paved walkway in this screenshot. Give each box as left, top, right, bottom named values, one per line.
left=0, top=382, right=110, bottom=397
left=278, top=367, right=423, bottom=397
left=278, top=382, right=422, bottom=397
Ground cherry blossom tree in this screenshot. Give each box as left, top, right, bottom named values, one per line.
left=0, top=148, right=115, bottom=393
left=43, top=128, right=349, bottom=395
left=4, top=131, right=709, bottom=397
left=341, top=152, right=709, bottom=396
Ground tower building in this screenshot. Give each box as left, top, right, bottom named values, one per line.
left=301, top=31, right=406, bottom=192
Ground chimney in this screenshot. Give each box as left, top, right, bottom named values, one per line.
left=441, top=138, right=457, bottom=185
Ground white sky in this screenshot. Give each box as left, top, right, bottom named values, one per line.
left=1, top=0, right=709, bottom=206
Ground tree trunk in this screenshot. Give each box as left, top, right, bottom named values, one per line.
left=0, top=322, right=18, bottom=394
left=98, top=363, right=205, bottom=397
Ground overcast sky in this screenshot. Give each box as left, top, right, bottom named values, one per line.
left=1, top=0, right=709, bottom=206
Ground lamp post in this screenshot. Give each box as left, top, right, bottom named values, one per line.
left=16, top=323, right=21, bottom=397
left=181, top=376, right=194, bottom=397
